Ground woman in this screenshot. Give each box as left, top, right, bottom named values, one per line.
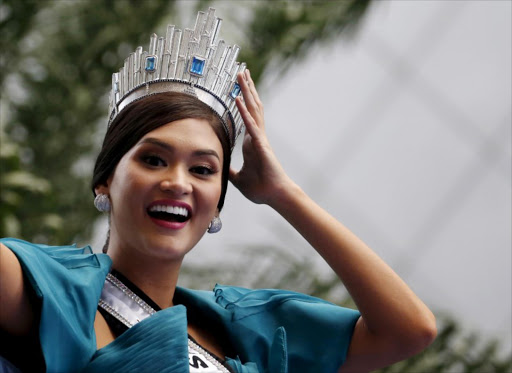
left=0, top=8, right=436, bottom=373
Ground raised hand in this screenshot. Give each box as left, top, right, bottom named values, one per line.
left=229, top=70, right=294, bottom=207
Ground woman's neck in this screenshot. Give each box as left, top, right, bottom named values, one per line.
left=107, top=248, right=182, bottom=310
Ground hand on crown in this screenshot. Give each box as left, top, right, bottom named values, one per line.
left=229, top=70, right=294, bottom=208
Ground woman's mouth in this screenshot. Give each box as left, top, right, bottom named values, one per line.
left=147, top=204, right=192, bottom=228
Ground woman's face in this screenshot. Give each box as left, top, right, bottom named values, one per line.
left=99, top=118, right=224, bottom=261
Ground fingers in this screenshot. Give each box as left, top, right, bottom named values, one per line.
left=229, top=167, right=237, bottom=181
left=236, top=96, right=258, bottom=140
left=237, top=70, right=264, bottom=129
left=244, top=70, right=263, bottom=111
left=229, top=166, right=241, bottom=187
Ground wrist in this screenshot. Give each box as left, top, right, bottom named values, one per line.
left=266, top=177, right=304, bottom=213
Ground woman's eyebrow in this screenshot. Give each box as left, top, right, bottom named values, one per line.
left=192, top=149, right=220, bottom=160
left=138, top=137, right=220, bottom=160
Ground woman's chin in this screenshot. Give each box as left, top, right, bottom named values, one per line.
left=142, top=236, right=201, bottom=262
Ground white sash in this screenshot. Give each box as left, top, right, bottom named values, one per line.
left=98, top=273, right=230, bottom=373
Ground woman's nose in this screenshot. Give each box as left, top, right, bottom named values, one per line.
left=159, top=167, right=192, bottom=195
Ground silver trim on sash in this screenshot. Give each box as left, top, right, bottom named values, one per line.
left=98, top=273, right=156, bottom=327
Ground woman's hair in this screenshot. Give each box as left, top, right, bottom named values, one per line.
left=92, top=92, right=231, bottom=212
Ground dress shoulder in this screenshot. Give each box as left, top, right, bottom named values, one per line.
left=179, top=284, right=360, bottom=373
left=0, top=238, right=112, bottom=373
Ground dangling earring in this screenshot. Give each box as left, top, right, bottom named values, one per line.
left=207, top=216, right=222, bottom=234
left=94, top=193, right=111, bottom=212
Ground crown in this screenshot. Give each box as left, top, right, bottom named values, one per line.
left=108, top=7, right=246, bottom=148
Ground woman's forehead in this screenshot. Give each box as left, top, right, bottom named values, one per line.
left=137, top=118, right=223, bottom=157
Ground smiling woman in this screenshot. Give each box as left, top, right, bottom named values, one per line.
left=0, top=7, right=436, bottom=373
left=96, top=116, right=224, bottom=263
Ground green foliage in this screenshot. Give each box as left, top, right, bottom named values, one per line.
left=0, top=126, right=53, bottom=237
left=180, top=246, right=512, bottom=373
left=238, top=0, right=372, bottom=83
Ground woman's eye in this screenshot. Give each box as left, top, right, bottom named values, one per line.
left=191, top=166, right=214, bottom=176
left=142, top=155, right=166, bottom=167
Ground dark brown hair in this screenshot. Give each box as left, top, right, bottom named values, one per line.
left=92, top=92, right=231, bottom=211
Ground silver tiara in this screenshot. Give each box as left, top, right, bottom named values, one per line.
left=108, top=7, right=246, bottom=148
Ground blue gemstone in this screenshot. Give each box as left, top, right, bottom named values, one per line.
left=190, top=56, right=206, bottom=76
left=145, top=56, right=156, bottom=72
left=230, top=83, right=241, bottom=98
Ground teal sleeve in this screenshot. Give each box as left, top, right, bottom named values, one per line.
left=0, top=238, right=112, bottom=373
left=213, top=285, right=361, bottom=373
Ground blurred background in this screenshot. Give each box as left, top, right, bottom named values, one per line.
left=1, top=1, right=510, bottom=371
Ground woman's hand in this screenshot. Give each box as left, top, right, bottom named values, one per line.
left=229, top=70, right=294, bottom=206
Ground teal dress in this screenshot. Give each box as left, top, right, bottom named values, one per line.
left=0, top=238, right=360, bottom=373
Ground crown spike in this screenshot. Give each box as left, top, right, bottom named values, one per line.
left=123, top=58, right=129, bottom=95
left=211, top=17, right=222, bottom=46
left=204, top=67, right=217, bottom=91
left=225, top=45, right=240, bottom=74
left=181, top=29, right=193, bottom=57
left=155, top=37, right=164, bottom=79
left=118, top=68, right=124, bottom=98
left=203, top=8, right=216, bottom=36
left=165, top=25, right=175, bottom=53
left=198, top=34, right=210, bottom=58
left=134, top=47, right=142, bottom=86
left=176, top=29, right=193, bottom=80
left=141, top=51, right=148, bottom=83
left=149, top=33, right=157, bottom=55
left=218, top=44, right=232, bottom=73
left=110, top=72, right=119, bottom=115
left=233, top=108, right=241, bottom=124
left=193, top=11, right=206, bottom=42
left=213, top=45, right=231, bottom=94
left=212, top=40, right=226, bottom=68
left=175, top=56, right=186, bottom=81
left=130, top=53, right=135, bottom=91
left=168, top=29, right=181, bottom=79
left=161, top=54, right=170, bottom=80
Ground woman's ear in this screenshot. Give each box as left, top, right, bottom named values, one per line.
left=94, top=183, right=109, bottom=196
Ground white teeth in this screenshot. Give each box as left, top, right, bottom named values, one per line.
left=149, top=205, right=188, bottom=217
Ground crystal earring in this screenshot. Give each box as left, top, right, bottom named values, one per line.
left=94, top=193, right=111, bottom=212
left=207, top=216, right=222, bottom=234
